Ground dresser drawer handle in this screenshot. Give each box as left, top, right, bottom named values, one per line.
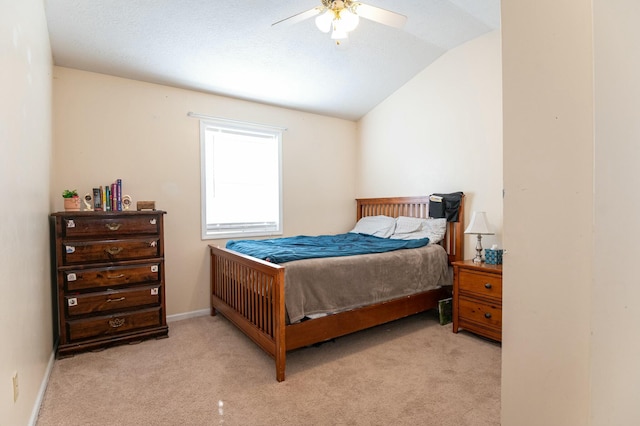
left=484, top=283, right=492, bottom=289
left=106, top=273, right=125, bottom=279
left=105, top=223, right=122, bottom=231
left=106, top=297, right=126, bottom=303
left=484, top=312, right=492, bottom=319
left=108, top=318, right=125, bottom=328
left=105, top=247, right=123, bottom=255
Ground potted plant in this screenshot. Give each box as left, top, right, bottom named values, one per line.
left=62, top=189, right=81, bottom=211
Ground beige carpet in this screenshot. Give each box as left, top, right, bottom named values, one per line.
left=37, top=311, right=501, bottom=426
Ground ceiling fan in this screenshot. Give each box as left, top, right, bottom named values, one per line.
left=272, top=0, right=407, bottom=43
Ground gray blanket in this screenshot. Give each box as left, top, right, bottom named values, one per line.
left=283, top=244, right=450, bottom=323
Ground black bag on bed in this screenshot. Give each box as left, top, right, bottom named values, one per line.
left=429, top=192, right=464, bottom=222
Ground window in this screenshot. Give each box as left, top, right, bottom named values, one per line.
left=200, top=117, right=283, bottom=239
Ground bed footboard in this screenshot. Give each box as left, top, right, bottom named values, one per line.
left=209, top=245, right=287, bottom=381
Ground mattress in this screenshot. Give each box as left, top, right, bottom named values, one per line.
left=282, top=243, right=450, bottom=323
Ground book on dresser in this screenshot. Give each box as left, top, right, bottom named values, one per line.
left=50, top=210, right=168, bottom=357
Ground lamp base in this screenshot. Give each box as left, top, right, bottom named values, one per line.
left=473, top=234, right=484, bottom=263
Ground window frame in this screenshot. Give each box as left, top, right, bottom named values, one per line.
left=199, top=117, right=283, bottom=240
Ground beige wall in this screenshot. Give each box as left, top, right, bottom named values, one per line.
left=501, top=0, right=594, bottom=424
left=592, top=0, right=640, bottom=424
left=0, top=0, right=53, bottom=424
left=51, top=67, right=358, bottom=317
left=358, top=31, right=503, bottom=259
left=502, top=1, right=640, bottom=423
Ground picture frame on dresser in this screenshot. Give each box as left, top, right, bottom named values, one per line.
left=50, top=210, right=168, bottom=357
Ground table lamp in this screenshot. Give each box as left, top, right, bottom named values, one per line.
left=464, top=211, right=494, bottom=263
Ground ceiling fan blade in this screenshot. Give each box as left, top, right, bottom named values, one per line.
left=272, top=7, right=323, bottom=27
left=354, top=3, right=407, bottom=28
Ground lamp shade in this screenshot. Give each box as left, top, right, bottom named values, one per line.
left=464, top=211, right=494, bottom=235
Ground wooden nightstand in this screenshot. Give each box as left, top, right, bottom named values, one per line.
left=452, top=260, right=502, bottom=342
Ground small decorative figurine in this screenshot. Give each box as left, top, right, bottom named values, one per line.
left=122, top=195, right=132, bottom=210
left=83, top=193, right=94, bottom=211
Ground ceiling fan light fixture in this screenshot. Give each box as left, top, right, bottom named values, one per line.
left=337, top=9, right=359, bottom=32
left=273, top=0, right=407, bottom=44
left=315, top=10, right=334, bottom=33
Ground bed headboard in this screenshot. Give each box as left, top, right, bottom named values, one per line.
left=355, top=195, right=465, bottom=264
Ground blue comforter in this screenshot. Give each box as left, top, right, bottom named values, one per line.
left=226, top=233, right=430, bottom=264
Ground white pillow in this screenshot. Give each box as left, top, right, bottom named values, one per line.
left=394, top=216, right=424, bottom=234
left=350, top=215, right=396, bottom=238
left=421, top=218, right=447, bottom=243
left=390, top=218, right=447, bottom=243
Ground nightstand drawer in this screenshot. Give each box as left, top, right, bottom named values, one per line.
left=458, top=269, right=502, bottom=299
left=458, top=297, right=502, bottom=329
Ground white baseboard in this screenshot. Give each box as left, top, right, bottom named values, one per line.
left=29, top=348, right=56, bottom=426
left=167, top=308, right=210, bottom=323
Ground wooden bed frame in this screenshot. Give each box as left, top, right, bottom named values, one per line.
left=209, top=195, right=465, bottom=381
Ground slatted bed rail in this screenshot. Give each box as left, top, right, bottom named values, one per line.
left=210, top=246, right=286, bottom=377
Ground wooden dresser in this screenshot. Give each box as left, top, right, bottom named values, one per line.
left=452, top=260, right=502, bottom=342
left=50, top=211, right=168, bottom=357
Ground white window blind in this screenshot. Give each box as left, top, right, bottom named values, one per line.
left=199, top=117, right=283, bottom=239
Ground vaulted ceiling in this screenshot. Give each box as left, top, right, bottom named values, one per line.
left=45, top=0, right=500, bottom=121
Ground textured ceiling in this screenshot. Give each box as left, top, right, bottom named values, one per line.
left=44, top=0, right=500, bottom=121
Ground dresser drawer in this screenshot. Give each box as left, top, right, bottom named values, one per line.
left=64, top=263, right=161, bottom=291
left=61, top=214, right=161, bottom=238
left=458, top=269, right=502, bottom=300
left=62, top=238, right=161, bottom=265
left=66, top=285, right=161, bottom=317
left=66, top=307, right=163, bottom=342
left=458, top=297, right=502, bottom=329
